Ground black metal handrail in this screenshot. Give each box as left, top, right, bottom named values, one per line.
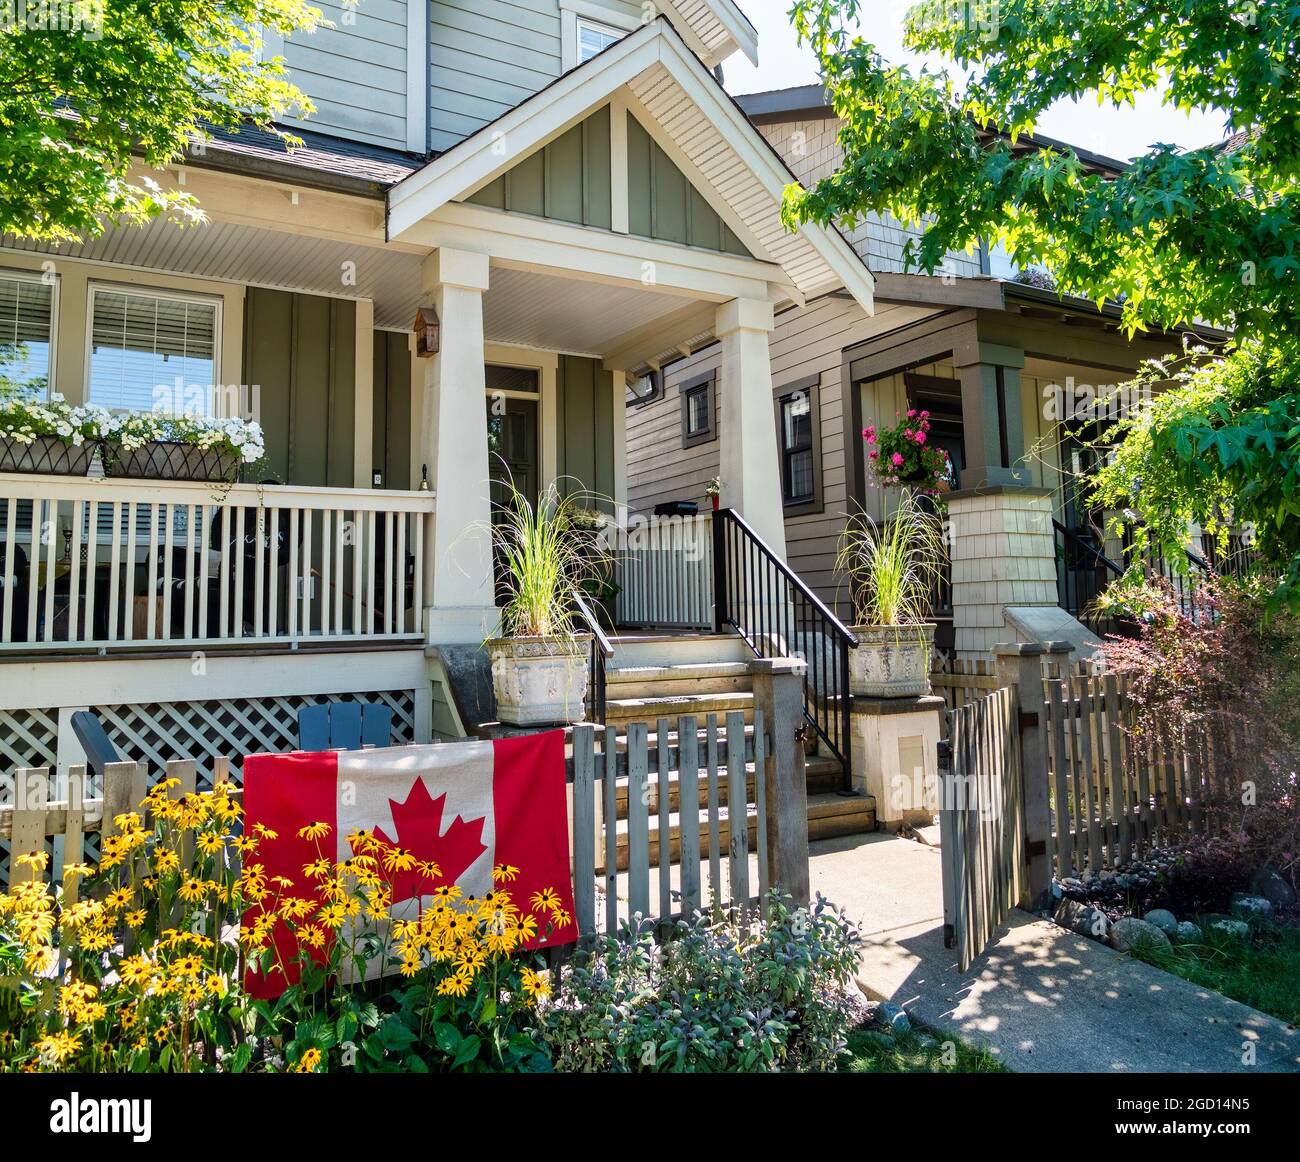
left=1053, top=519, right=1125, bottom=634
left=711, top=508, right=858, bottom=793
left=571, top=587, right=613, bottom=724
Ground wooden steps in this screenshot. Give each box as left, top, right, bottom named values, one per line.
left=599, top=791, right=876, bottom=872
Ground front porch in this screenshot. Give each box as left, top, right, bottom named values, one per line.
left=0, top=15, right=878, bottom=797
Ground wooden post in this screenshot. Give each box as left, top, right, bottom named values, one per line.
left=994, top=641, right=1070, bottom=910
left=750, top=656, right=810, bottom=906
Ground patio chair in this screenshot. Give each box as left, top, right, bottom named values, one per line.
left=70, top=710, right=123, bottom=779
left=297, top=701, right=392, bottom=752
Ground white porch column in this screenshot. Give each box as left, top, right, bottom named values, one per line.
left=716, top=297, right=787, bottom=558
left=420, top=247, right=498, bottom=644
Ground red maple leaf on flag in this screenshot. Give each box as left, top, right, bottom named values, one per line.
left=373, top=777, right=488, bottom=904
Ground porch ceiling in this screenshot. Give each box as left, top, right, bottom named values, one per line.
left=2, top=217, right=423, bottom=330
left=483, top=265, right=714, bottom=365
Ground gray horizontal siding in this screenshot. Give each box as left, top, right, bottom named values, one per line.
left=430, top=0, right=562, bottom=151
left=626, top=298, right=945, bottom=616
left=283, top=0, right=409, bottom=148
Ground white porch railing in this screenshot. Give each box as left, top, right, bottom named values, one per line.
left=614, top=511, right=714, bottom=631
left=0, top=473, right=435, bottom=651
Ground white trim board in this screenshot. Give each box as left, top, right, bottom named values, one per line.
left=385, top=18, right=873, bottom=313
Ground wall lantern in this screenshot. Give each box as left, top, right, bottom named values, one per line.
left=414, top=306, right=440, bottom=357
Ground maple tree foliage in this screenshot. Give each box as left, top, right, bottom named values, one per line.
left=783, top=0, right=1300, bottom=608
left=0, top=0, right=322, bottom=242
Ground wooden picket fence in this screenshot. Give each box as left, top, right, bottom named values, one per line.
left=571, top=711, right=768, bottom=938
left=939, top=686, right=1024, bottom=973
left=3, top=715, right=774, bottom=940
left=930, top=657, right=999, bottom=737
left=1041, top=671, right=1224, bottom=879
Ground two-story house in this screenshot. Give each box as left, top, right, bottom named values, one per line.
left=0, top=4, right=883, bottom=837
left=0, top=4, right=1217, bottom=849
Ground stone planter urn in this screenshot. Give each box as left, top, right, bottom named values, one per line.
left=848, top=623, right=935, bottom=698
left=488, top=634, right=591, bottom=726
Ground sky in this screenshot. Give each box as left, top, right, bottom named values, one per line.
left=723, top=2, right=1230, bottom=161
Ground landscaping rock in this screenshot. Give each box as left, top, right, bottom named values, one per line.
left=876, top=1002, right=911, bottom=1034
left=1109, top=917, right=1172, bottom=954
left=1142, top=909, right=1179, bottom=938
left=1250, top=866, right=1296, bottom=910
left=1208, top=917, right=1250, bottom=940
left=1230, top=893, right=1273, bottom=920
left=1176, top=921, right=1203, bottom=943
left=1055, top=898, right=1110, bottom=941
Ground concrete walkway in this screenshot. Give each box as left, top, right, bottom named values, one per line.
left=810, top=832, right=1300, bottom=1073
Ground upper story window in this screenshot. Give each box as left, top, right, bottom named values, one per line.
left=561, top=5, right=636, bottom=71
left=578, top=17, right=623, bottom=62
left=0, top=269, right=56, bottom=400
left=87, top=284, right=220, bottom=416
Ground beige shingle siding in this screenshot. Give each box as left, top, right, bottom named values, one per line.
left=758, top=117, right=984, bottom=278
left=281, top=0, right=411, bottom=149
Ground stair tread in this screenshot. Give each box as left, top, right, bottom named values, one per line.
left=606, top=661, right=754, bottom=681
left=608, top=755, right=842, bottom=783
left=612, top=792, right=875, bottom=841
left=607, top=691, right=754, bottom=710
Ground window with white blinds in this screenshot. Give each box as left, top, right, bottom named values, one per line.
left=87, top=285, right=219, bottom=414
left=577, top=18, right=622, bottom=62
left=0, top=270, right=55, bottom=400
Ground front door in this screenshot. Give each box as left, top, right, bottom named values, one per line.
left=486, top=367, right=540, bottom=514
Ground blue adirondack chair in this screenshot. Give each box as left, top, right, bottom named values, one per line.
left=297, top=702, right=392, bottom=752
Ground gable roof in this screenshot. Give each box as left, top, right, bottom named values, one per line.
left=663, top=0, right=759, bottom=67
left=386, top=17, right=874, bottom=311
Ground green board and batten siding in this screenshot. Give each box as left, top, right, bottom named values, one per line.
left=627, top=115, right=750, bottom=256
left=243, top=287, right=357, bottom=488
left=557, top=355, right=616, bottom=503
left=373, top=330, right=413, bottom=490
left=467, top=107, right=750, bottom=257
left=468, top=107, right=612, bottom=229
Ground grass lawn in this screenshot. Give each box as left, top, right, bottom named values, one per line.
left=1133, top=921, right=1300, bottom=1026
left=839, top=1024, right=1007, bottom=1073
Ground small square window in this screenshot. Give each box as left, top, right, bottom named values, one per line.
left=679, top=371, right=715, bottom=448
left=577, top=18, right=622, bottom=62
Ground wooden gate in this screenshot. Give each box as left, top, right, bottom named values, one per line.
left=939, top=685, right=1026, bottom=973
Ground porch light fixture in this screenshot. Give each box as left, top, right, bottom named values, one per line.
left=414, top=306, right=440, bottom=357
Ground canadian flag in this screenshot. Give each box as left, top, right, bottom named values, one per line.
left=242, top=730, right=577, bottom=997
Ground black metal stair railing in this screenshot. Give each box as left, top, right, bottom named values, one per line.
left=711, top=508, right=858, bottom=793
left=571, top=587, right=613, bottom=725
left=1056, top=519, right=1255, bottom=630
left=1053, top=519, right=1125, bottom=631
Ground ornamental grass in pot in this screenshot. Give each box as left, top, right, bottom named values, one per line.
left=838, top=489, right=948, bottom=698
left=486, top=478, right=612, bottom=727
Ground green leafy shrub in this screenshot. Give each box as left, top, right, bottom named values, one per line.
left=540, top=895, right=862, bottom=1073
